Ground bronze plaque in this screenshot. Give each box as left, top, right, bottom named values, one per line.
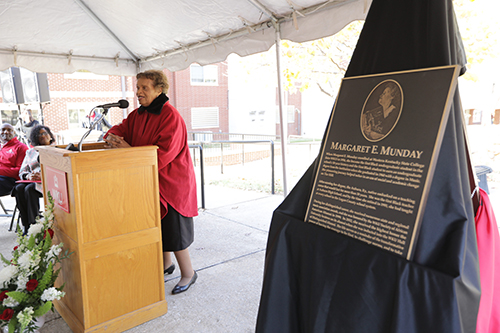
left=305, top=65, right=460, bottom=260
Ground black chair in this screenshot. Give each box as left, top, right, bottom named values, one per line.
left=8, top=204, right=21, bottom=232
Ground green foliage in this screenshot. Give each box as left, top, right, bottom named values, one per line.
left=453, top=0, right=499, bottom=82
left=5, top=291, right=29, bottom=305
left=279, top=1, right=498, bottom=95
left=36, top=262, right=53, bottom=293
left=280, top=20, right=364, bottom=98
left=0, top=191, right=70, bottom=333
left=33, top=301, right=52, bottom=318
left=0, top=253, right=11, bottom=266
left=7, top=317, right=18, bottom=333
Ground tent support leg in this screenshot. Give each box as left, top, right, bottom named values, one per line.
left=274, top=22, right=288, bottom=197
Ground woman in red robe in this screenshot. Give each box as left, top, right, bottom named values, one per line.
left=105, top=70, right=198, bottom=294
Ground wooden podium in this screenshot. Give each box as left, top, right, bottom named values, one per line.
left=38, top=142, right=168, bottom=333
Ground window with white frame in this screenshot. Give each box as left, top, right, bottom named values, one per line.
left=68, top=107, right=88, bottom=129
left=0, top=109, right=20, bottom=125
left=67, top=103, right=110, bottom=129
left=191, top=107, right=219, bottom=129
left=472, top=109, right=482, bottom=124
left=190, top=64, right=218, bottom=85
left=276, top=105, right=295, bottom=123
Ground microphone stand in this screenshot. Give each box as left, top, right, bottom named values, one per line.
left=77, top=107, right=109, bottom=152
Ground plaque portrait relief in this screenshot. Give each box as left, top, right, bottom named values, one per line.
left=360, top=80, right=403, bottom=142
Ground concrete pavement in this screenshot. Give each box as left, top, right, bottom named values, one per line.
left=0, top=187, right=284, bottom=333
left=2, top=162, right=500, bottom=332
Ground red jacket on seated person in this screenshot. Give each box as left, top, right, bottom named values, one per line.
left=0, top=123, right=29, bottom=196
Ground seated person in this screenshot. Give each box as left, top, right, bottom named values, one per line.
left=0, top=123, right=28, bottom=196
left=13, top=125, right=55, bottom=234
left=15, top=109, right=40, bottom=145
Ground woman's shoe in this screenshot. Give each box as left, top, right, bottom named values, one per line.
left=172, top=271, right=198, bottom=294
left=164, top=264, right=175, bottom=275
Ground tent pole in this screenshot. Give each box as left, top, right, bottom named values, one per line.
left=274, top=22, right=288, bottom=197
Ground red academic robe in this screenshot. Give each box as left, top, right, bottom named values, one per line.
left=475, top=188, right=500, bottom=332
left=108, top=101, right=198, bottom=218
left=0, top=137, right=28, bottom=179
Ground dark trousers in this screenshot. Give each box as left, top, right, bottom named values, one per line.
left=0, top=175, right=16, bottom=196
left=13, top=182, right=43, bottom=233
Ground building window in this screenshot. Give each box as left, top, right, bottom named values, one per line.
left=191, top=107, right=219, bottom=129
left=472, top=109, right=482, bottom=124
left=67, top=103, right=112, bottom=129
left=190, top=64, right=218, bottom=86
left=68, top=108, right=88, bottom=129
left=276, top=105, right=295, bottom=123
left=1, top=109, right=20, bottom=125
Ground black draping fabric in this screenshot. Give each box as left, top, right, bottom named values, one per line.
left=256, top=0, right=480, bottom=332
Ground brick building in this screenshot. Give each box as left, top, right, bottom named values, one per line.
left=0, top=62, right=301, bottom=140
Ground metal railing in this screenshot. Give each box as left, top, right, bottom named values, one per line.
left=189, top=144, right=205, bottom=209
left=188, top=132, right=322, bottom=206
left=189, top=131, right=279, bottom=143
left=189, top=139, right=276, bottom=209
left=210, top=140, right=275, bottom=194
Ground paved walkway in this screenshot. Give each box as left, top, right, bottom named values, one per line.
left=1, top=155, right=499, bottom=332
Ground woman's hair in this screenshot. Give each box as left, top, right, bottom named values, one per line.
left=136, top=70, right=169, bottom=93
left=29, top=124, right=55, bottom=146
left=384, top=82, right=399, bottom=98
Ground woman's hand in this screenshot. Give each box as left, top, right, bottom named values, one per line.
left=104, top=133, right=131, bottom=149
left=28, top=172, right=41, bottom=181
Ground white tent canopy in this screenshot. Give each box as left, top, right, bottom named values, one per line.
left=1, top=0, right=371, bottom=195
left=0, top=0, right=370, bottom=76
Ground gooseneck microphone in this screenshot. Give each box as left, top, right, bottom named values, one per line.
left=97, top=99, right=129, bottom=109
left=72, top=100, right=129, bottom=152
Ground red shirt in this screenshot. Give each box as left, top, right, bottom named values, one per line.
left=0, top=137, right=28, bottom=179
left=108, top=101, right=198, bottom=218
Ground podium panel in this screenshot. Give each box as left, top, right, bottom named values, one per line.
left=38, top=143, right=168, bottom=333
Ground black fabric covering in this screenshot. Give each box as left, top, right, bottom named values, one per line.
left=256, top=0, right=480, bottom=332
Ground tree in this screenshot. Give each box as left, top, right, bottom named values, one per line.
left=281, top=20, right=364, bottom=98
left=453, top=0, right=499, bottom=82
left=279, top=0, right=498, bottom=98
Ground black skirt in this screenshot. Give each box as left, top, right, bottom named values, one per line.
left=161, top=203, right=194, bottom=252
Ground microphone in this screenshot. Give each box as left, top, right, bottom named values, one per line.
left=97, top=100, right=129, bottom=109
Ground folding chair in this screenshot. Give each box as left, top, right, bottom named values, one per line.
left=8, top=204, right=21, bottom=232
left=0, top=197, right=13, bottom=217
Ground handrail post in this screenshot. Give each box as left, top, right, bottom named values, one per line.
left=199, top=145, right=205, bottom=209
left=189, top=144, right=205, bottom=209
left=271, top=140, right=275, bottom=194
left=220, top=143, right=224, bottom=174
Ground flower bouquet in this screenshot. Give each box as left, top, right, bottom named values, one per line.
left=0, top=192, right=71, bottom=333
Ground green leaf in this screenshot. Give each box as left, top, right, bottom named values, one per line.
left=33, top=301, right=52, bottom=317
left=43, top=234, right=53, bottom=252
left=36, top=262, right=54, bottom=292
left=0, top=253, right=11, bottom=265
left=27, top=233, right=36, bottom=248
left=6, top=290, right=29, bottom=304
left=7, top=317, right=18, bottom=333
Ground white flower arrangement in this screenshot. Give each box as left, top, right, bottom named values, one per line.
left=0, top=192, right=71, bottom=333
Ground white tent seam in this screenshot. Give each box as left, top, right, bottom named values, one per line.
left=0, top=48, right=135, bottom=64
left=73, top=0, right=139, bottom=63
left=141, top=0, right=359, bottom=66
